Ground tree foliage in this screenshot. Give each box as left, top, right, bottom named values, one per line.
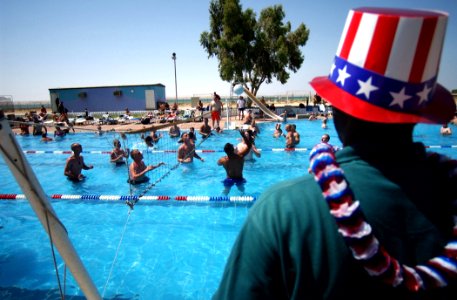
left=200, top=0, right=309, bottom=95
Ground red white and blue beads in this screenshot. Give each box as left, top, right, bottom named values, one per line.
left=309, top=142, right=457, bottom=291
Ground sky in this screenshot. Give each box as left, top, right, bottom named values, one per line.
left=1, top=0, right=456, bottom=102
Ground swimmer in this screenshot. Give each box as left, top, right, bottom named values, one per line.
left=292, top=124, right=300, bottom=146
left=64, top=143, right=93, bottom=182
left=95, top=124, right=103, bottom=135
left=169, top=122, right=181, bottom=138
left=178, top=133, right=204, bottom=163
left=236, top=130, right=260, bottom=161
left=54, top=126, right=66, bottom=138
left=273, top=123, right=283, bottom=138
left=110, top=139, right=129, bottom=164
left=128, top=149, right=165, bottom=184
left=217, top=129, right=252, bottom=195
left=322, top=115, right=328, bottom=129
left=151, top=128, right=162, bottom=143
left=189, top=127, right=197, bottom=142
left=284, top=124, right=296, bottom=149
left=200, top=117, right=212, bottom=139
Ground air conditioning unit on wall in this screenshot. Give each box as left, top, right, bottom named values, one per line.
left=78, top=92, right=87, bottom=98
left=113, top=90, right=122, bottom=96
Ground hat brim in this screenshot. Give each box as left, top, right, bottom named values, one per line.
left=310, top=76, right=455, bottom=124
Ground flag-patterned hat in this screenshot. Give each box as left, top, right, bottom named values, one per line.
left=310, top=7, right=455, bottom=124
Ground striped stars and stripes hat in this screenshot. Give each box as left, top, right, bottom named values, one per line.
left=310, top=7, right=455, bottom=124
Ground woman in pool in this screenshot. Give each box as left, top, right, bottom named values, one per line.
left=110, top=139, right=129, bottom=165
left=128, top=149, right=165, bottom=184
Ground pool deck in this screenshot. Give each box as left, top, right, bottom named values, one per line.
left=11, top=115, right=285, bottom=135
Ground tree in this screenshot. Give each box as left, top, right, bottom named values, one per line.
left=200, top=0, right=309, bottom=96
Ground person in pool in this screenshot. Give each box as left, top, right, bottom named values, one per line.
left=236, top=129, right=260, bottom=161
left=284, top=124, right=297, bottom=149
left=110, top=139, right=129, bottom=165
left=128, top=149, right=165, bottom=184
left=64, top=143, right=93, bottom=182
left=178, top=132, right=204, bottom=163
left=217, top=129, right=252, bottom=195
left=199, top=117, right=212, bottom=139
left=169, top=121, right=181, bottom=138
left=273, top=123, right=282, bottom=138
left=54, top=126, right=66, bottom=138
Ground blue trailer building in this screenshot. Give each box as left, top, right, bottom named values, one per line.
left=49, top=83, right=166, bottom=113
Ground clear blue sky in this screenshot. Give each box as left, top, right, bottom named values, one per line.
left=1, top=0, right=456, bottom=102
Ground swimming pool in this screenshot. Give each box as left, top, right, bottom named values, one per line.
left=0, top=120, right=456, bottom=299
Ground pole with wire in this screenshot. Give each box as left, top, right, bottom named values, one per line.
left=172, top=53, right=177, bottom=105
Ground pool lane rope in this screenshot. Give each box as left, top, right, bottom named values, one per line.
left=19, top=144, right=457, bottom=155
left=0, top=193, right=256, bottom=203
left=309, top=142, right=457, bottom=291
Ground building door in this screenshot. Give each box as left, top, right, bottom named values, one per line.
left=50, top=93, right=59, bottom=112
left=145, top=90, right=156, bottom=110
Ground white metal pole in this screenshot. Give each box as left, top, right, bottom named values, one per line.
left=0, top=112, right=101, bottom=300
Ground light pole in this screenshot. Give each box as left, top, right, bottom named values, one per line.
left=172, top=52, right=177, bottom=105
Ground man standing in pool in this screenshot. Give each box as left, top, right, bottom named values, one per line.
left=177, top=133, right=204, bottom=163
left=128, top=149, right=165, bottom=184
left=64, top=143, right=93, bottom=182
left=110, top=139, right=129, bottom=165
left=199, top=117, right=212, bottom=139
left=214, top=7, right=457, bottom=299
left=217, top=129, right=252, bottom=195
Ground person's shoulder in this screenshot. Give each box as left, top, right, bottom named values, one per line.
left=250, top=174, right=324, bottom=220
left=218, top=155, right=228, bottom=162
left=66, top=155, right=76, bottom=162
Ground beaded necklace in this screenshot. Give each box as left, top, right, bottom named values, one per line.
left=309, top=143, right=457, bottom=291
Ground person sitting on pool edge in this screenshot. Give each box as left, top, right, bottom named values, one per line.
left=64, top=143, right=93, bottom=182
left=217, top=129, right=252, bottom=195
left=128, top=149, right=165, bottom=184
left=110, top=139, right=129, bottom=165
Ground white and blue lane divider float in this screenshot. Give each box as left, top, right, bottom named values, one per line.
left=0, top=194, right=256, bottom=203
left=20, top=149, right=309, bottom=154
left=20, top=145, right=457, bottom=155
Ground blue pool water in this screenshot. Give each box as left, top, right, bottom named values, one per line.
left=0, top=120, right=456, bottom=299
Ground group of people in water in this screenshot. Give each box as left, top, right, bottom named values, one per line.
left=40, top=104, right=454, bottom=193
left=55, top=99, right=332, bottom=195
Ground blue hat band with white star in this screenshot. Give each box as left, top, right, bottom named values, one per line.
left=329, top=56, right=436, bottom=113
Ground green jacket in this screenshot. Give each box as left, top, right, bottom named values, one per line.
left=213, top=143, right=455, bottom=299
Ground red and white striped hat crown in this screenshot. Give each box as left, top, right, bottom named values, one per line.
left=311, top=7, right=455, bottom=124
